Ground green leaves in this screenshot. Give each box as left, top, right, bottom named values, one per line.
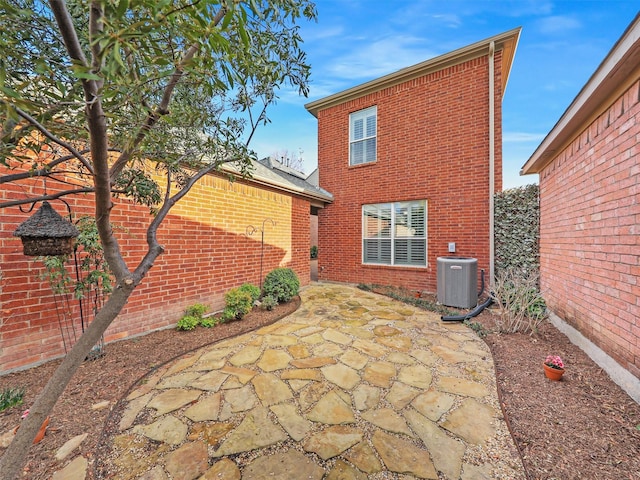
left=115, top=0, right=129, bottom=18
left=1, top=0, right=316, bottom=208
left=494, top=184, right=540, bottom=277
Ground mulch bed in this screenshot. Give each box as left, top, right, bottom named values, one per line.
left=1, top=291, right=639, bottom=480
left=479, top=314, right=640, bottom=480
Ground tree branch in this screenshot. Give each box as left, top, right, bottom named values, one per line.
left=0, top=153, right=78, bottom=184
left=49, top=0, right=89, bottom=66
left=136, top=155, right=236, bottom=277
left=108, top=7, right=227, bottom=183
left=0, top=188, right=95, bottom=209
left=13, top=107, right=94, bottom=174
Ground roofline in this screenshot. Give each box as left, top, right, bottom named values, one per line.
left=219, top=162, right=333, bottom=204
left=304, top=27, right=521, bottom=117
left=521, top=13, right=640, bottom=175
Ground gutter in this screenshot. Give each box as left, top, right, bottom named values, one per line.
left=489, top=41, right=496, bottom=287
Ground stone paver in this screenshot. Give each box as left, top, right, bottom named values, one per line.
left=51, top=456, right=88, bottom=480
left=55, top=433, right=88, bottom=461
left=91, top=284, right=526, bottom=480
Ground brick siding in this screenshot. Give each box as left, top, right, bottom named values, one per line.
left=538, top=80, right=640, bottom=377
left=317, top=53, right=503, bottom=292
left=0, top=166, right=311, bottom=373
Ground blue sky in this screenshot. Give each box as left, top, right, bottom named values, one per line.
left=248, top=1, right=639, bottom=188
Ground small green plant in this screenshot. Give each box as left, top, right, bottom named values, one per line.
left=463, top=319, right=489, bottom=338
left=260, top=294, right=278, bottom=311
left=220, top=307, right=238, bottom=323
left=224, top=287, right=254, bottom=320
left=176, top=302, right=211, bottom=330
left=239, top=283, right=261, bottom=303
left=176, top=315, right=200, bottom=331
left=185, top=303, right=208, bottom=318
left=0, top=387, right=25, bottom=412
left=199, top=316, right=216, bottom=328
left=263, top=268, right=300, bottom=303
left=310, top=245, right=318, bottom=259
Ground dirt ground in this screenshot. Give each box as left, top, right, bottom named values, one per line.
left=1, top=291, right=639, bottom=480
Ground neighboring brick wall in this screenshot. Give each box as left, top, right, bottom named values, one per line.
left=538, top=80, right=640, bottom=378
left=0, top=167, right=311, bottom=373
left=317, top=52, right=503, bottom=292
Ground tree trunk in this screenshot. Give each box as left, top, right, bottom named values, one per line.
left=0, top=284, right=135, bottom=480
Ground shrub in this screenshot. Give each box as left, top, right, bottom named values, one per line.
left=176, top=315, right=199, bottom=331
left=221, top=307, right=238, bottom=323
left=0, top=387, right=25, bottom=412
left=239, top=283, right=261, bottom=303
left=176, top=303, right=211, bottom=330
left=185, top=303, right=208, bottom=318
left=491, top=268, right=547, bottom=333
left=310, top=246, right=318, bottom=259
left=263, top=268, right=300, bottom=303
left=260, top=294, right=278, bottom=311
left=224, top=287, right=253, bottom=320
left=199, top=316, right=216, bottom=328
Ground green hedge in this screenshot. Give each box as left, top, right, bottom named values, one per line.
left=494, top=184, right=540, bottom=277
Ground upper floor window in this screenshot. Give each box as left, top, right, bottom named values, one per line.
left=350, top=106, right=377, bottom=166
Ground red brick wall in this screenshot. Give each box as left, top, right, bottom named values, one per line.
left=538, top=80, right=640, bottom=378
left=317, top=53, right=503, bottom=292
left=0, top=167, right=311, bottom=373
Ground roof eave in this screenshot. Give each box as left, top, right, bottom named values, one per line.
left=305, top=27, right=522, bottom=117
left=219, top=163, right=333, bottom=204
left=521, top=13, right=640, bottom=175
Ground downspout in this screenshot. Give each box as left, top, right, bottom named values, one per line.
left=488, top=41, right=495, bottom=287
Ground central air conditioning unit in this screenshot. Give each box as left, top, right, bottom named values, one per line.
left=437, top=257, right=478, bottom=309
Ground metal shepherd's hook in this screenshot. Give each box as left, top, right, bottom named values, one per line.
left=245, top=218, right=276, bottom=289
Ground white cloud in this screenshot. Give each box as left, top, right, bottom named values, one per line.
left=536, top=15, right=582, bottom=35
left=430, top=13, right=463, bottom=28
left=325, top=35, right=439, bottom=81
left=503, top=132, right=546, bottom=143
left=303, top=25, right=345, bottom=42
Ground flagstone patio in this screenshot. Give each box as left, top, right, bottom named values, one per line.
left=80, top=284, right=526, bottom=479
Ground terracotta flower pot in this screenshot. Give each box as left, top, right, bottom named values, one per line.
left=543, top=363, right=565, bottom=381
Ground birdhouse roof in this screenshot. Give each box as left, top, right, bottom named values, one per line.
left=13, top=201, right=79, bottom=238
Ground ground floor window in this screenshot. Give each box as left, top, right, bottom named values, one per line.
left=362, top=200, right=427, bottom=266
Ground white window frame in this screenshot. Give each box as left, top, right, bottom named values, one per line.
left=349, top=106, right=377, bottom=166
left=362, top=200, right=427, bottom=267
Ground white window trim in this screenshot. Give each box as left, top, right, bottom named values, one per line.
left=349, top=106, right=377, bottom=166
left=362, top=200, right=427, bottom=267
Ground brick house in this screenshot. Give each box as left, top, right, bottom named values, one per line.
left=521, top=15, right=640, bottom=391
left=305, top=29, right=520, bottom=293
left=0, top=159, right=332, bottom=373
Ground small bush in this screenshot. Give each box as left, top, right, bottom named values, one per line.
left=224, top=287, right=253, bottom=320
left=185, top=303, right=208, bottom=318
left=199, top=316, right=216, bottom=328
left=310, top=246, right=318, bottom=259
left=263, top=268, right=300, bottom=303
left=176, top=315, right=199, bottom=331
left=491, top=268, right=547, bottom=333
left=239, top=283, right=261, bottom=303
left=176, top=303, right=210, bottom=330
left=260, top=294, right=278, bottom=311
left=0, top=387, right=25, bottom=412
left=221, top=307, right=238, bottom=323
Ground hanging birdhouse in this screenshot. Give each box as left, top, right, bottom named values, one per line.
left=13, top=201, right=79, bottom=256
